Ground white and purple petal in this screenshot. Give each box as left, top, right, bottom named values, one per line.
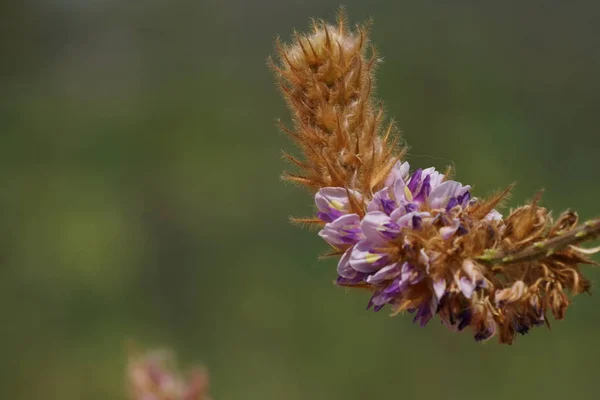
left=366, top=263, right=401, bottom=284
left=406, top=168, right=423, bottom=197
left=367, top=187, right=398, bottom=215
left=384, top=161, right=410, bottom=188
left=439, top=217, right=461, bottom=240
left=349, top=240, right=391, bottom=273
left=400, top=262, right=423, bottom=285
left=423, top=167, right=444, bottom=189
left=336, top=247, right=356, bottom=279
left=428, top=181, right=471, bottom=210
left=413, top=297, right=437, bottom=327
left=315, top=187, right=362, bottom=223
left=318, top=213, right=362, bottom=248
left=413, top=174, right=432, bottom=203
left=391, top=210, right=431, bottom=230
left=361, top=211, right=401, bottom=244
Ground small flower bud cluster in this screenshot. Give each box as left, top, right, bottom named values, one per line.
left=127, top=349, right=211, bottom=400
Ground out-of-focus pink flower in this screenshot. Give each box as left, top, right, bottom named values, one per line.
left=127, top=349, right=211, bottom=400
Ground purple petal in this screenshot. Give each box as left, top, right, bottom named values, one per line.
left=384, top=161, right=411, bottom=188
left=412, top=215, right=423, bottom=229
left=367, top=187, right=397, bottom=215
left=423, top=168, right=444, bottom=189
left=318, top=213, right=362, bottom=247
left=315, top=187, right=361, bottom=222
left=336, top=247, right=356, bottom=279
left=373, top=278, right=407, bottom=305
left=393, top=210, right=431, bottom=230
left=445, top=197, right=459, bottom=211
left=439, top=218, right=460, bottom=240
left=400, top=262, right=423, bottom=285
left=407, top=169, right=423, bottom=194
left=413, top=175, right=431, bottom=203
left=383, top=278, right=402, bottom=295
left=361, top=211, right=401, bottom=244
left=428, top=181, right=471, bottom=210
left=349, top=240, right=391, bottom=273
left=366, top=263, right=401, bottom=284
left=405, top=203, right=419, bottom=213
left=458, top=191, right=471, bottom=207
left=413, top=298, right=437, bottom=327
left=336, top=274, right=366, bottom=285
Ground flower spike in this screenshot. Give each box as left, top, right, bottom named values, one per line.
left=271, top=10, right=599, bottom=345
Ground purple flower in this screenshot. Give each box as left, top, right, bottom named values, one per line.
left=367, top=187, right=398, bottom=215
left=337, top=248, right=358, bottom=279
left=315, top=187, right=362, bottom=223
left=422, top=167, right=444, bottom=189
left=349, top=240, right=391, bottom=273
left=315, top=161, right=509, bottom=332
left=361, top=211, right=401, bottom=244
left=406, top=168, right=423, bottom=195
left=366, top=263, right=401, bottom=284
left=400, top=262, right=423, bottom=283
left=363, top=262, right=425, bottom=312
left=439, top=218, right=461, bottom=240
left=370, top=287, right=399, bottom=308
left=428, top=181, right=471, bottom=210
left=336, top=275, right=368, bottom=285
left=384, top=161, right=410, bottom=188
left=318, top=214, right=362, bottom=248
left=413, top=297, right=437, bottom=327
left=390, top=209, right=431, bottom=230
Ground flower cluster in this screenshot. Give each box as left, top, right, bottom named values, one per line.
left=314, top=160, right=595, bottom=343
left=316, top=162, right=510, bottom=339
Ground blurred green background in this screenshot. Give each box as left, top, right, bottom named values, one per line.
left=2, top=1, right=600, bottom=399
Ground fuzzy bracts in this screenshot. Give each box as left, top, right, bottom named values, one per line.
left=270, top=11, right=600, bottom=344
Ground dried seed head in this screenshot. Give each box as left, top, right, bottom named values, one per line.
left=271, top=10, right=405, bottom=194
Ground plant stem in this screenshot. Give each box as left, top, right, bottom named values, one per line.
left=478, top=218, right=600, bottom=265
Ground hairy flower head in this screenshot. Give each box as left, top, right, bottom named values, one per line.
left=270, top=9, right=405, bottom=195
left=272, top=10, right=600, bottom=345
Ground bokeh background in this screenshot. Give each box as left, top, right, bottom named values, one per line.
left=3, top=1, right=600, bottom=399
